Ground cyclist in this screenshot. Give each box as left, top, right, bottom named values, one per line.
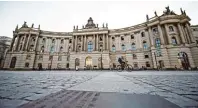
left=118, top=56, right=125, bottom=70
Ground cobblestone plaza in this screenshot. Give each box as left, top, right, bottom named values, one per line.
left=0, top=71, right=198, bottom=108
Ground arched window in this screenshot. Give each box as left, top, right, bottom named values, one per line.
left=112, top=37, right=115, bottom=41
left=131, top=43, right=136, bottom=50
left=171, top=37, right=177, bottom=45
left=50, top=46, right=54, bottom=53
left=155, top=38, right=161, bottom=47
left=143, top=41, right=148, bottom=50
left=169, top=26, right=174, bottom=32
left=112, top=45, right=116, bottom=52
left=131, top=35, right=134, bottom=39
left=61, top=39, right=64, bottom=44
left=69, top=39, right=72, bottom=43
left=40, top=46, right=44, bottom=53
left=121, top=44, right=125, bottom=51
left=25, top=62, right=29, bottom=68
left=152, top=28, right=158, bottom=34
left=52, top=39, right=55, bottom=44
left=141, top=32, right=145, bottom=37
left=121, top=37, right=124, bottom=41
left=87, top=41, right=93, bottom=52
left=42, top=38, right=46, bottom=43
left=60, top=46, right=63, bottom=52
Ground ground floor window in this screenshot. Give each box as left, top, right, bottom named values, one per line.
left=146, top=62, right=150, bottom=67
left=25, top=62, right=29, bottom=68
left=66, top=63, right=69, bottom=68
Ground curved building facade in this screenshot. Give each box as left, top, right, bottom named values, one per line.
left=4, top=7, right=198, bottom=70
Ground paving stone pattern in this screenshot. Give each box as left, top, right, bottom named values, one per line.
left=0, top=71, right=198, bottom=108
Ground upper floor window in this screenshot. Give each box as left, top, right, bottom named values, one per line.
left=131, top=35, right=134, bottom=39
left=49, top=55, right=53, bottom=61
left=42, top=38, right=46, bottom=44
left=50, top=46, right=54, bottom=53
left=58, top=56, right=62, bottom=61
left=112, top=45, right=116, bottom=52
left=133, top=54, right=137, bottom=59
left=169, top=26, right=174, bottom=32
left=69, top=39, right=72, bottom=43
left=171, top=37, right=177, bottom=45
left=155, top=38, right=161, bottom=47
left=131, top=43, right=136, bottom=50
left=61, top=39, right=64, bottom=44
left=60, top=46, right=63, bottom=52
left=79, top=37, right=81, bottom=42
left=141, top=32, right=145, bottom=37
left=121, top=44, right=125, bottom=51
left=144, top=55, right=149, bottom=58
left=143, top=41, right=148, bottom=50
left=152, top=28, right=158, bottom=34
left=87, top=41, right=93, bottom=52
left=100, top=37, right=103, bottom=41
left=121, top=37, right=124, bottom=41
left=26, top=55, right=31, bottom=60
left=112, top=37, right=115, bottom=41
left=38, top=55, right=43, bottom=60
left=40, top=46, right=44, bottom=53
left=52, top=39, right=55, bottom=44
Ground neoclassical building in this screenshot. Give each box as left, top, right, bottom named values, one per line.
left=4, top=7, right=198, bottom=70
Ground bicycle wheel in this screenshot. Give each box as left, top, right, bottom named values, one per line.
left=117, top=65, right=122, bottom=72
left=126, top=64, right=133, bottom=72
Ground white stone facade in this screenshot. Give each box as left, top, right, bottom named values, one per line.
left=4, top=7, right=198, bottom=70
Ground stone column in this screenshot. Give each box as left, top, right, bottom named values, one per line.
left=72, top=36, right=75, bottom=51
left=96, top=34, right=98, bottom=51
left=107, top=34, right=109, bottom=50
left=14, top=35, right=20, bottom=51
left=165, top=24, right=172, bottom=44
left=103, top=34, right=105, bottom=50
left=75, top=36, right=77, bottom=51
left=93, top=34, right=95, bottom=51
left=9, top=35, right=16, bottom=51
left=184, top=27, right=191, bottom=44
left=34, top=35, right=39, bottom=51
left=148, top=27, right=154, bottom=46
left=158, top=24, right=165, bottom=45
left=21, top=35, right=27, bottom=51
left=45, top=38, right=48, bottom=52
left=177, top=23, right=186, bottom=44
left=25, top=33, right=31, bottom=51
left=186, top=23, right=195, bottom=43
left=84, top=35, right=87, bottom=51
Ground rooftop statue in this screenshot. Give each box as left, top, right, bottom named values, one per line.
left=22, top=21, right=28, bottom=28
left=31, top=23, right=34, bottom=28
left=85, top=17, right=96, bottom=29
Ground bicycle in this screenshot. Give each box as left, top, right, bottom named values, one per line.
left=116, top=61, right=133, bottom=72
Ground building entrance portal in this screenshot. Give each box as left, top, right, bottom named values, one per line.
left=85, top=56, right=92, bottom=69
left=10, top=57, right=16, bottom=68
left=178, top=52, right=190, bottom=70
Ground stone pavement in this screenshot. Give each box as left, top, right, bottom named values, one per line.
left=19, top=90, right=180, bottom=108
left=0, top=71, right=198, bottom=108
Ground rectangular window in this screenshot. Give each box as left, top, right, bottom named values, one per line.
left=49, top=55, right=53, bottom=61
left=58, top=56, right=62, bottom=61
left=144, top=55, right=149, bottom=58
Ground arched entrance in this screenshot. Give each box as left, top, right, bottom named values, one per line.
left=75, top=58, right=80, bottom=69
left=178, top=52, right=190, bottom=70
left=10, top=57, right=17, bottom=68
left=85, top=56, right=92, bottom=69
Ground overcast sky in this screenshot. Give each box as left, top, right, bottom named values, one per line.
left=0, top=1, right=198, bottom=38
